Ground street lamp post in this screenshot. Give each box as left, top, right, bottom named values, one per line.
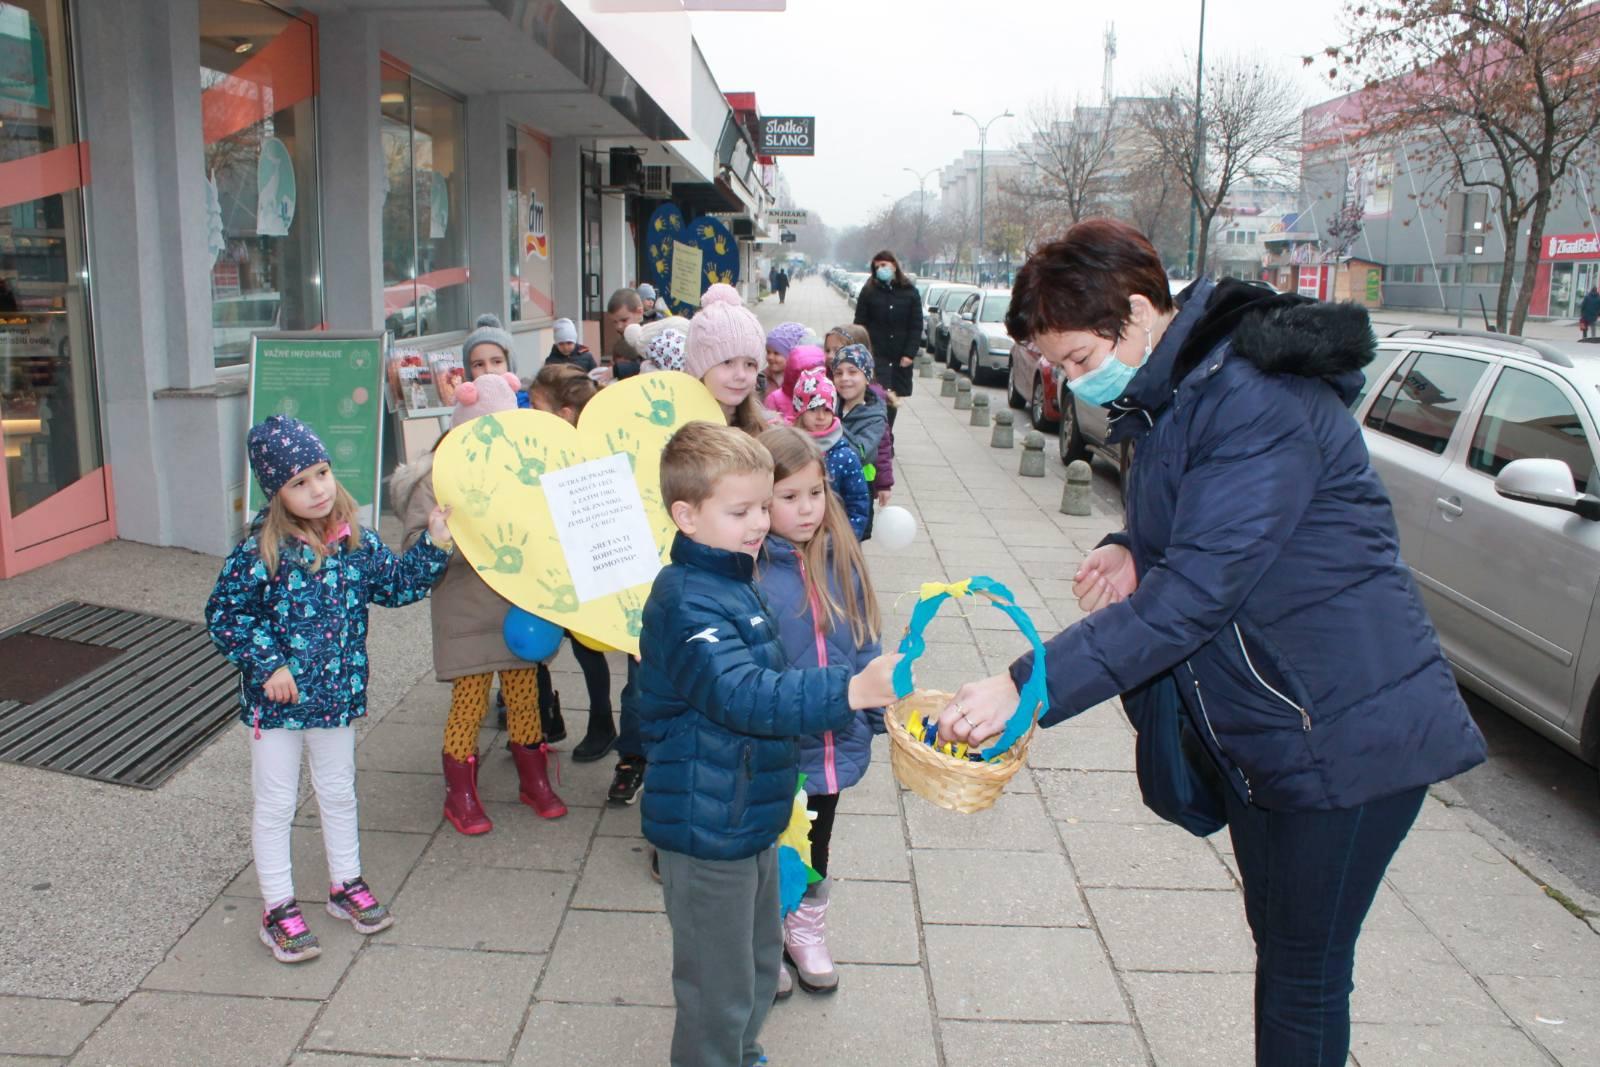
left=902, top=166, right=938, bottom=273
left=953, top=108, right=1012, bottom=284
left=1185, top=0, right=1208, bottom=279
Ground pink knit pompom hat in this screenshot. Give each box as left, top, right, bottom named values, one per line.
left=450, top=372, right=521, bottom=428
left=684, top=284, right=766, bottom=380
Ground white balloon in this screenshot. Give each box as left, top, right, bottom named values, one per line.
left=874, top=505, right=918, bottom=551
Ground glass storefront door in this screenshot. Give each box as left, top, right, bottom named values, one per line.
left=0, top=0, right=112, bottom=577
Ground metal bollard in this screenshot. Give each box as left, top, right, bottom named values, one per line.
left=991, top=409, right=1015, bottom=448
left=954, top=377, right=972, bottom=410
left=940, top=370, right=958, bottom=397
left=1019, top=431, right=1047, bottom=477
left=969, top=392, right=990, bottom=427
left=1061, top=459, right=1093, bottom=515
left=917, top=355, right=934, bottom=379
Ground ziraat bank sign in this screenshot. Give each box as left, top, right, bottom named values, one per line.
left=1546, top=233, right=1600, bottom=260
left=758, top=116, right=815, bottom=156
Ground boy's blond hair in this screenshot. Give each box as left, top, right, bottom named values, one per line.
left=661, top=421, right=773, bottom=509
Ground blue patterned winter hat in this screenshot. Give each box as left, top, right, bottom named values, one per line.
left=833, top=343, right=874, bottom=380
left=248, top=415, right=330, bottom=499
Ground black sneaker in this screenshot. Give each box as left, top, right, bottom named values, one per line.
left=607, top=756, right=646, bottom=805
left=495, top=687, right=507, bottom=730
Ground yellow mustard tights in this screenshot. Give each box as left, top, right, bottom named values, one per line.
left=443, top=668, right=541, bottom=761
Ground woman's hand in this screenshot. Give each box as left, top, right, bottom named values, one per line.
left=263, top=666, right=300, bottom=705
left=427, top=505, right=454, bottom=546
left=936, top=673, right=1021, bottom=746
left=1073, top=544, right=1137, bottom=614
left=898, top=355, right=914, bottom=367
left=875, top=489, right=892, bottom=506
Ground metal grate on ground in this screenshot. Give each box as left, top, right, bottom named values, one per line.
left=0, top=602, right=241, bottom=789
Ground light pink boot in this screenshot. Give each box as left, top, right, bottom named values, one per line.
left=783, top=878, right=837, bottom=993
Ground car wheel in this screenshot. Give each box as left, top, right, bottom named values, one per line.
left=1029, top=375, right=1059, bottom=433
left=968, top=345, right=982, bottom=383
left=1059, top=388, right=1090, bottom=465
left=1008, top=376, right=1027, bottom=409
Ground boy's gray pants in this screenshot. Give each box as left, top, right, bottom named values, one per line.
left=657, top=845, right=782, bottom=1067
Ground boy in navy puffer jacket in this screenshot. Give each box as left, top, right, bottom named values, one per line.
left=635, top=422, right=899, bottom=1067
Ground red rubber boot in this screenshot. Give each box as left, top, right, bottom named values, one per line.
left=442, top=752, right=492, bottom=835
left=509, top=742, right=568, bottom=819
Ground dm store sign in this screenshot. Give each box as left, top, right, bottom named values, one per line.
left=759, top=116, right=816, bottom=157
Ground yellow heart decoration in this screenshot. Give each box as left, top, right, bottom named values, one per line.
left=432, top=373, right=726, bottom=655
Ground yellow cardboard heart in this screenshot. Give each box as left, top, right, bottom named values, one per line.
left=431, top=373, right=726, bottom=655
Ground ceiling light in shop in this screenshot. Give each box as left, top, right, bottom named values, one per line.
left=380, top=92, right=405, bottom=105
left=453, top=34, right=483, bottom=43
left=233, top=40, right=253, bottom=54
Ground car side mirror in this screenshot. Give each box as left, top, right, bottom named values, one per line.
left=961, top=311, right=975, bottom=322
left=1495, top=458, right=1600, bottom=520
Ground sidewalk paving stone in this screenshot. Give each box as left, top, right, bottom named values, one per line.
left=387, top=864, right=572, bottom=952
left=539, top=910, right=674, bottom=1007
left=308, top=943, right=541, bottom=1061
left=1087, top=887, right=1257, bottom=972
left=1349, top=1022, right=1553, bottom=1066
left=1060, top=821, right=1235, bottom=891
left=572, top=836, right=665, bottom=912
left=1124, top=971, right=1256, bottom=1067
left=913, top=848, right=1087, bottom=927
left=903, top=790, right=1057, bottom=851
left=1480, top=974, right=1597, bottom=1066
left=1350, top=926, right=1512, bottom=1025
left=140, top=895, right=366, bottom=1000
left=829, top=813, right=911, bottom=881
left=295, top=768, right=443, bottom=835
left=419, top=800, right=600, bottom=873
left=827, top=878, right=922, bottom=964
left=0, top=996, right=111, bottom=1058
left=1386, top=828, right=1542, bottom=897
left=761, top=964, right=938, bottom=1067
left=73, top=990, right=318, bottom=1067
left=1038, top=769, right=1168, bottom=824
left=926, top=925, right=1127, bottom=1022
left=513, top=1002, right=674, bottom=1066
left=1027, top=725, right=1136, bottom=771
left=1402, top=890, right=1600, bottom=978
left=940, top=1020, right=1148, bottom=1066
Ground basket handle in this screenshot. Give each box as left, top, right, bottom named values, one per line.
left=892, top=576, right=1048, bottom=760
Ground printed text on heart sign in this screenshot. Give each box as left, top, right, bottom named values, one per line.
left=540, top=453, right=663, bottom=603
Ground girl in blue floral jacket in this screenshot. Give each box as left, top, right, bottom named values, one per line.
left=208, top=415, right=452, bottom=965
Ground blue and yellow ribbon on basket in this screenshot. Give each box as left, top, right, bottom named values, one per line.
left=891, top=576, right=1050, bottom=762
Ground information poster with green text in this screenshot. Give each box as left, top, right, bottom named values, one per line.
left=246, top=331, right=387, bottom=521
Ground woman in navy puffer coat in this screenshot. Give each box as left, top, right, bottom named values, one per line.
left=937, top=219, right=1486, bottom=1067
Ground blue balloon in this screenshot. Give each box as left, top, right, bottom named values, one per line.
left=503, top=607, right=563, bottom=662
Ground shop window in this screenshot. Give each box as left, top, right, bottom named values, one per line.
left=199, top=0, right=323, bottom=367
left=380, top=65, right=468, bottom=338
left=1, top=0, right=103, bottom=519
left=508, top=125, right=553, bottom=323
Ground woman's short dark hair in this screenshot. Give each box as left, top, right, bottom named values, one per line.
left=868, top=250, right=910, bottom=289
left=1007, top=218, right=1174, bottom=343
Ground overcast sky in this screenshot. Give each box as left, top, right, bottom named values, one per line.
left=689, top=0, right=1355, bottom=230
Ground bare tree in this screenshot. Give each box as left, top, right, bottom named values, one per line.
left=1317, top=0, right=1600, bottom=333
left=1132, top=53, right=1304, bottom=278
left=1011, top=94, right=1120, bottom=225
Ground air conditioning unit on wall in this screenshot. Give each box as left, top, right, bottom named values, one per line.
left=643, top=166, right=672, bottom=196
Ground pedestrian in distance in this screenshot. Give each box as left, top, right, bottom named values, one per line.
left=1580, top=285, right=1600, bottom=340
left=789, top=368, right=870, bottom=540
left=774, top=267, right=790, bottom=304
left=208, top=416, right=453, bottom=963
left=634, top=421, right=900, bottom=1067
left=937, top=218, right=1487, bottom=1067
left=852, top=249, right=922, bottom=399
left=544, top=317, right=596, bottom=374
left=639, top=282, right=666, bottom=323
left=390, top=374, right=567, bottom=836
left=755, top=425, right=886, bottom=994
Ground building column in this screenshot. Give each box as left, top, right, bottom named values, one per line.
left=317, top=13, right=384, bottom=330
left=464, top=94, right=511, bottom=326
left=549, top=137, right=583, bottom=323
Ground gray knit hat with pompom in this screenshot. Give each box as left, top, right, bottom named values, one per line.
left=463, top=313, right=515, bottom=367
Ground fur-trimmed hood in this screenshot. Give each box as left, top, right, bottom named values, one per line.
left=389, top=452, right=435, bottom=513
left=1171, top=278, right=1375, bottom=389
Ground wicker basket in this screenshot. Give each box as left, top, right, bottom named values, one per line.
left=887, top=689, right=1036, bottom=813
left=884, top=577, right=1049, bottom=814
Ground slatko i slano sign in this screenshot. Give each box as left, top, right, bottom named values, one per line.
left=759, top=116, right=815, bottom=156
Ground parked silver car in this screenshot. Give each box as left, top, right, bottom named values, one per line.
left=947, top=289, right=1013, bottom=385
left=1352, top=327, right=1600, bottom=783
left=931, top=284, right=980, bottom=362
left=921, top=282, right=954, bottom=351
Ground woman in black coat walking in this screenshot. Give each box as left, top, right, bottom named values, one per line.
left=852, top=250, right=922, bottom=396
